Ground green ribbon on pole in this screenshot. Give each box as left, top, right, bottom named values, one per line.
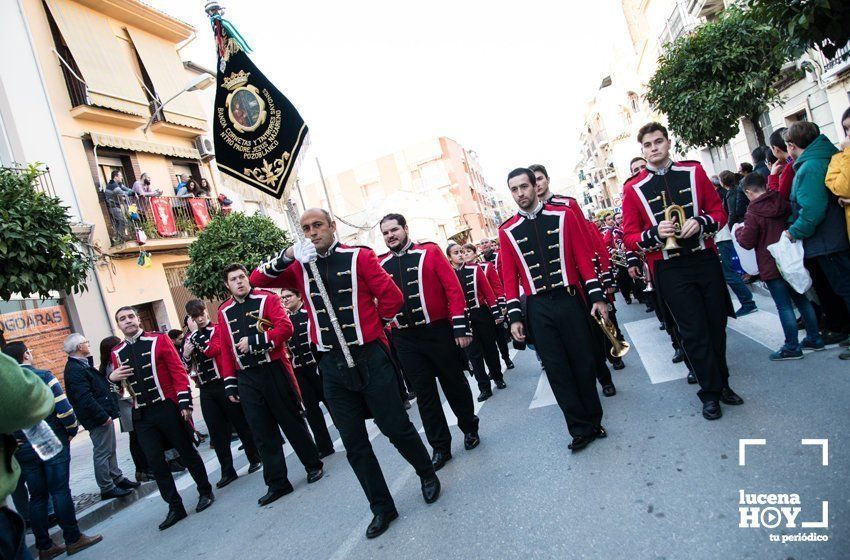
left=211, top=14, right=252, bottom=54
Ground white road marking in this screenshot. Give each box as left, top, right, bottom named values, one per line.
left=623, top=317, right=688, bottom=384
left=529, top=372, right=556, bottom=409
left=727, top=309, right=784, bottom=351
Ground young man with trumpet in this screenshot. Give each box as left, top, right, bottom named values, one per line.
left=208, top=264, right=324, bottom=506
left=499, top=168, right=608, bottom=452
left=621, top=122, right=744, bottom=420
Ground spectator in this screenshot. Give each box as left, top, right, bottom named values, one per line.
left=739, top=162, right=754, bottom=175
left=711, top=178, right=757, bottom=316
left=3, top=343, right=103, bottom=559
left=752, top=146, right=770, bottom=179
left=131, top=173, right=162, bottom=197
left=785, top=121, right=850, bottom=359
left=197, top=178, right=212, bottom=197
left=176, top=178, right=199, bottom=198
left=735, top=174, right=823, bottom=360
left=718, top=170, right=739, bottom=217
left=0, top=351, right=53, bottom=560
left=98, top=336, right=153, bottom=483
left=218, top=193, right=234, bottom=215
left=104, top=170, right=134, bottom=243
left=825, top=107, right=850, bottom=242
left=176, top=173, right=189, bottom=192
left=768, top=128, right=795, bottom=201
left=63, top=334, right=138, bottom=500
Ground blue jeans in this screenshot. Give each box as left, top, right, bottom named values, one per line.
left=16, top=445, right=80, bottom=550
left=765, top=278, right=820, bottom=351
left=716, top=241, right=755, bottom=307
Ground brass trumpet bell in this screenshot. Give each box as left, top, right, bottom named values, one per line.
left=246, top=311, right=274, bottom=333
left=661, top=192, right=686, bottom=251
left=594, top=314, right=630, bottom=358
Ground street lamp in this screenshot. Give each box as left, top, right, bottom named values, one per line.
left=143, top=73, right=215, bottom=133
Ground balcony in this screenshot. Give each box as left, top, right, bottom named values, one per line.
left=100, top=194, right=221, bottom=254
left=2, top=165, right=57, bottom=197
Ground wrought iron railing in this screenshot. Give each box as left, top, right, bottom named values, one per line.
left=100, top=193, right=221, bottom=248
left=2, top=165, right=57, bottom=197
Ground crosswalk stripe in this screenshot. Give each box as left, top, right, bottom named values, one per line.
left=727, top=309, right=784, bottom=351
left=529, top=372, right=556, bottom=409
left=623, top=316, right=689, bottom=384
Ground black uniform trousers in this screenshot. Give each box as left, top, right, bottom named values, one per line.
left=495, top=321, right=511, bottom=362
left=615, top=266, right=635, bottom=302
left=654, top=250, right=731, bottom=403
left=393, top=321, right=480, bottom=454
left=294, top=364, right=335, bottom=455
left=199, top=379, right=261, bottom=477
left=133, top=400, right=211, bottom=507
left=526, top=289, right=603, bottom=438
left=320, top=340, right=434, bottom=515
left=237, top=361, right=322, bottom=491
left=465, top=307, right=504, bottom=392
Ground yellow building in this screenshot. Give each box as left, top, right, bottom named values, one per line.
left=0, top=0, right=232, bottom=373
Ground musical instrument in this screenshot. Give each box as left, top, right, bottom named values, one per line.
left=594, top=312, right=630, bottom=358
left=246, top=311, right=274, bottom=333
left=611, top=238, right=629, bottom=268
left=660, top=192, right=686, bottom=251
left=642, top=260, right=654, bottom=292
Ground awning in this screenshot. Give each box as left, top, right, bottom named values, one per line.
left=89, top=132, right=200, bottom=160
left=127, top=27, right=207, bottom=130
left=44, top=0, right=150, bottom=117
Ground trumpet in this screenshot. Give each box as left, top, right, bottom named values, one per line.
left=642, top=260, right=654, bottom=293
left=661, top=192, right=686, bottom=251
left=594, top=312, right=630, bottom=358
left=246, top=311, right=274, bottom=333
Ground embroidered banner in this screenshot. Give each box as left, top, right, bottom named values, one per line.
left=150, top=196, right=177, bottom=237
left=188, top=197, right=212, bottom=229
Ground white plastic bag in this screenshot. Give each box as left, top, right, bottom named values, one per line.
left=767, top=235, right=812, bottom=294
left=730, top=223, right=759, bottom=275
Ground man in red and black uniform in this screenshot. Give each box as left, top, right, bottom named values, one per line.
left=474, top=244, right=514, bottom=370
left=378, top=214, right=481, bottom=471
left=499, top=168, right=609, bottom=452
left=280, top=287, right=336, bottom=459
left=182, top=299, right=262, bottom=489
left=209, top=264, right=324, bottom=507
left=109, top=306, right=213, bottom=530
left=622, top=122, right=744, bottom=420
left=252, top=208, right=439, bottom=540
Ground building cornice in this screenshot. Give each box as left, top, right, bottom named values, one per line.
left=72, top=0, right=195, bottom=42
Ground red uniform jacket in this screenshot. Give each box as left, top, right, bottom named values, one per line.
left=111, top=332, right=191, bottom=410
left=378, top=241, right=470, bottom=337
left=498, top=201, right=604, bottom=324
left=621, top=160, right=726, bottom=273
left=454, top=263, right=501, bottom=322
left=252, top=241, right=403, bottom=352
left=550, top=193, right=613, bottom=288
left=481, top=260, right=507, bottom=316
left=205, top=288, right=298, bottom=399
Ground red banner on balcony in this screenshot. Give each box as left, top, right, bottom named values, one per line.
left=188, top=198, right=212, bottom=230
left=150, top=197, right=177, bottom=237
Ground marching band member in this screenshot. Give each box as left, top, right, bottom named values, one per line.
left=379, top=214, right=482, bottom=471
left=462, top=243, right=514, bottom=370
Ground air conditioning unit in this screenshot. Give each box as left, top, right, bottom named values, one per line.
left=195, top=136, right=215, bottom=160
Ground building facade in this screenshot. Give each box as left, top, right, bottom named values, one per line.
left=299, top=137, right=509, bottom=249
left=1, top=0, right=248, bottom=375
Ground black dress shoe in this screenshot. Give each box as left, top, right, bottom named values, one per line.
left=476, top=390, right=492, bottom=402
left=421, top=475, right=441, bottom=504
left=101, top=486, right=132, bottom=500
left=595, top=426, right=608, bottom=439
left=612, top=358, right=625, bottom=370
left=721, top=388, right=744, bottom=405
left=366, top=510, right=399, bottom=539
left=505, top=359, right=515, bottom=370
left=494, top=379, right=507, bottom=390
left=216, top=472, right=238, bottom=489
left=248, top=461, right=263, bottom=474
left=196, top=493, right=214, bottom=512
left=258, top=484, right=294, bottom=506
left=671, top=348, right=685, bottom=363
left=687, top=371, right=697, bottom=384
left=318, top=449, right=336, bottom=459
left=659, top=322, right=666, bottom=330
left=116, top=478, right=141, bottom=490
left=463, top=432, right=480, bottom=450
left=431, top=450, right=452, bottom=471
left=306, top=468, right=324, bottom=484
left=568, top=435, right=595, bottom=452
left=602, top=384, right=616, bottom=397
left=702, top=400, right=722, bottom=420
left=158, top=506, right=187, bottom=531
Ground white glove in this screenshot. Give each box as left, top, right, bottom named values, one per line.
left=293, top=239, right=318, bottom=264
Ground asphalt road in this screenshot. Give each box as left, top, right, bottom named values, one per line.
left=67, top=292, right=849, bottom=560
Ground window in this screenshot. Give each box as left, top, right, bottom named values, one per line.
left=628, top=92, right=640, bottom=113
left=785, top=108, right=809, bottom=125
left=98, top=155, right=128, bottom=189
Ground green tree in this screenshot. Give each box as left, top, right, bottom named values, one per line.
left=0, top=164, right=92, bottom=301
left=645, top=7, right=786, bottom=150
left=746, top=0, right=850, bottom=59
left=185, top=211, right=291, bottom=301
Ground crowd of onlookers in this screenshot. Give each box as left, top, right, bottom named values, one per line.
left=716, top=109, right=850, bottom=361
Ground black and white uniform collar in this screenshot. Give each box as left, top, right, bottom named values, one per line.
left=391, top=239, right=413, bottom=257
left=125, top=329, right=143, bottom=344
left=518, top=201, right=544, bottom=220
left=318, top=239, right=340, bottom=259
left=646, top=159, right=674, bottom=176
